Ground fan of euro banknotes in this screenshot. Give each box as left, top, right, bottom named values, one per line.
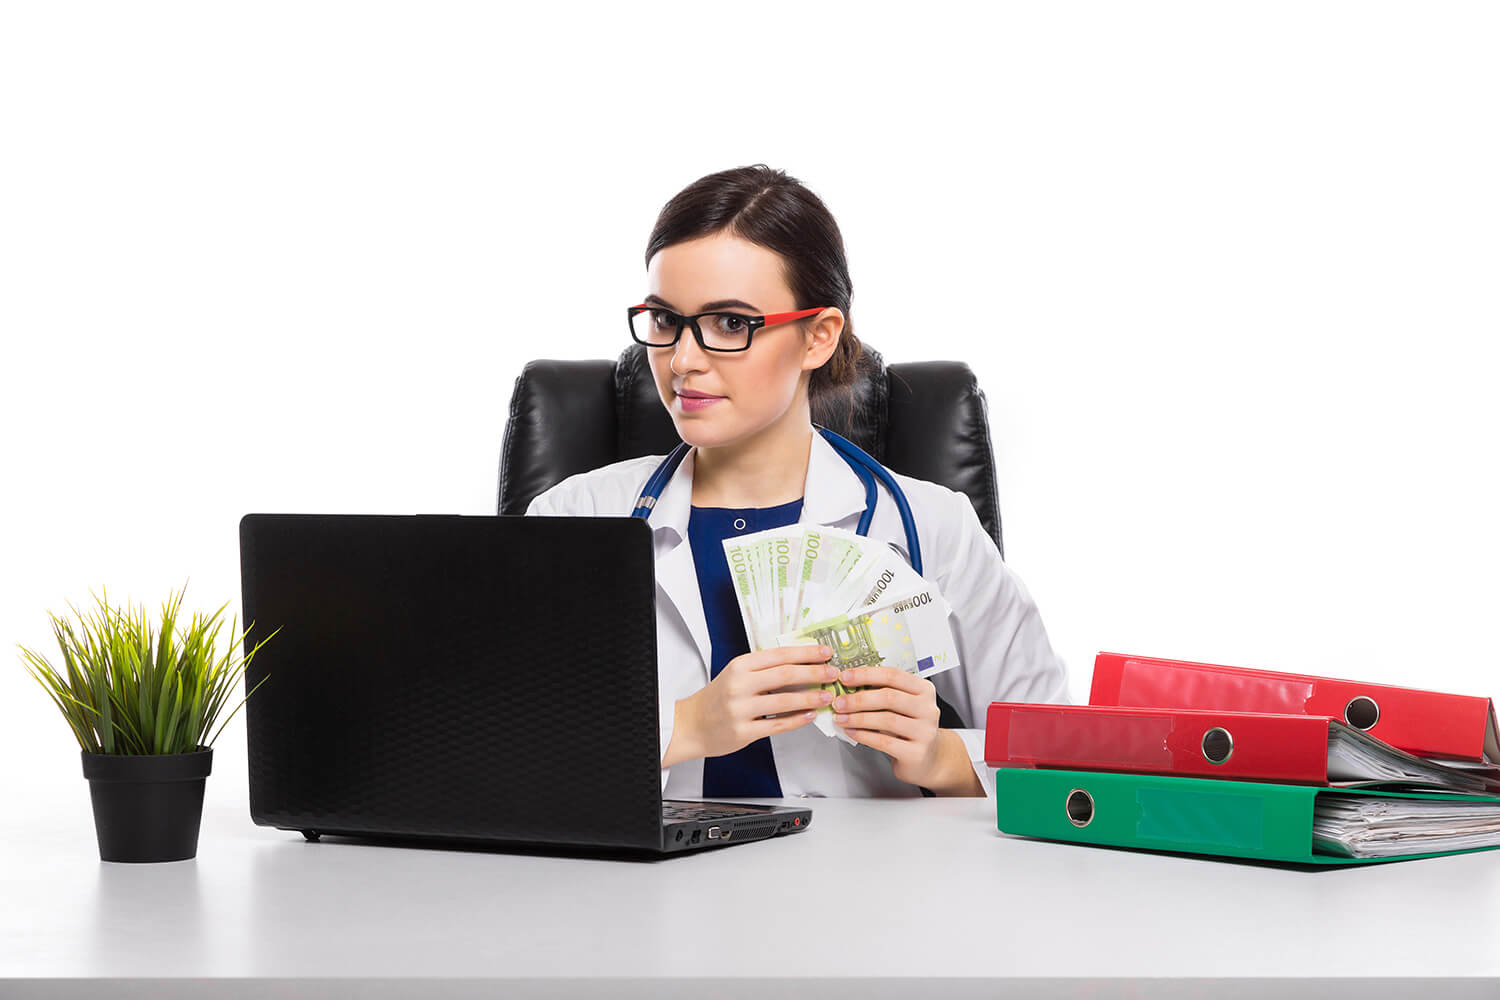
left=722, top=524, right=961, bottom=744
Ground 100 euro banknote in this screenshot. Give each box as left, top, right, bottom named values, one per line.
left=775, top=583, right=960, bottom=742
left=728, top=525, right=933, bottom=642
left=722, top=527, right=804, bottom=651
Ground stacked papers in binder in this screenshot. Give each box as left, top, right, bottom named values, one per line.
left=992, top=768, right=1500, bottom=864
left=984, top=703, right=1500, bottom=792
left=987, top=652, right=1500, bottom=864
left=1090, top=651, right=1500, bottom=770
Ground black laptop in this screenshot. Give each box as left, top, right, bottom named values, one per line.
left=238, top=513, right=812, bottom=855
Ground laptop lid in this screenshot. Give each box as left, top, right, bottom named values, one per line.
left=239, top=513, right=666, bottom=852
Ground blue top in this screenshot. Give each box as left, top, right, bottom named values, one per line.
left=686, top=496, right=806, bottom=798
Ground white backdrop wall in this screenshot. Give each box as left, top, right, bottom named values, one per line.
left=2, top=1, right=1496, bottom=808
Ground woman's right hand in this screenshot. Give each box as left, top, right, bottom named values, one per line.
left=663, top=644, right=838, bottom=766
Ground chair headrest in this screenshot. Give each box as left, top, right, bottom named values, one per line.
left=500, top=343, right=1005, bottom=556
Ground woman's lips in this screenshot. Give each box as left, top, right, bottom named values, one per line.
left=676, top=391, right=723, bottom=412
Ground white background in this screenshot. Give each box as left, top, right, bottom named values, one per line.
left=2, top=1, right=1496, bottom=810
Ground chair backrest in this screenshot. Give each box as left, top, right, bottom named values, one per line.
left=498, top=343, right=1006, bottom=557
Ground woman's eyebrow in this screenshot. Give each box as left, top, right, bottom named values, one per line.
left=642, top=294, right=762, bottom=313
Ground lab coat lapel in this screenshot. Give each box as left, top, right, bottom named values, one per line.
left=804, top=430, right=918, bottom=569
left=800, top=428, right=875, bottom=529
left=649, top=447, right=713, bottom=684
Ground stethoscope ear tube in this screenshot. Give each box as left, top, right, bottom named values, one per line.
left=631, top=427, right=923, bottom=576
left=630, top=440, right=692, bottom=518
left=816, top=427, right=923, bottom=576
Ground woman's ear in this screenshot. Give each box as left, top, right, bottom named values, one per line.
left=801, top=307, right=845, bottom=371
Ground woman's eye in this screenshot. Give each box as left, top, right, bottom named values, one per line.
left=651, top=310, right=677, bottom=329
left=715, top=314, right=746, bottom=333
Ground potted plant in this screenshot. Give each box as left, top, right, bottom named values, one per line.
left=17, top=584, right=276, bottom=863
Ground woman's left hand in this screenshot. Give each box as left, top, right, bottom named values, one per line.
left=832, top=667, right=979, bottom=794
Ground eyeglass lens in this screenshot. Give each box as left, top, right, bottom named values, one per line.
left=632, top=309, right=753, bottom=351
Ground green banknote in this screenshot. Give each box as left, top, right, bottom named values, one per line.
left=723, top=524, right=959, bottom=742
left=775, top=584, right=959, bottom=742
left=790, top=526, right=867, bottom=629
left=723, top=527, right=808, bottom=651
left=722, top=536, right=767, bottom=650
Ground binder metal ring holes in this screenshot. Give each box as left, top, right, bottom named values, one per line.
left=1201, top=727, right=1234, bottom=765
left=1345, top=696, right=1380, bottom=731
left=1065, top=789, right=1094, bottom=828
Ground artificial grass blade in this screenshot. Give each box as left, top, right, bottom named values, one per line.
left=17, top=585, right=274, bottom=756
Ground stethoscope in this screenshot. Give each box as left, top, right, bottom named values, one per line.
left=630, top=425, right=923, bottom=575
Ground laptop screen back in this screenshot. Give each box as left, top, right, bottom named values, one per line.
left=239, top=513, right=664, bottom=851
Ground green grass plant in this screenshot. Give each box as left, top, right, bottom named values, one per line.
left=18, top=583, right=277, bottom=755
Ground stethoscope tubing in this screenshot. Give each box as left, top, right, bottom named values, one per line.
left=630, top=426, right=923, bottom=576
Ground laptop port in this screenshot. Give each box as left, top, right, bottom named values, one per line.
left=707, top=826, right=721, bottom=840
left=721, top=829, right=733, bottom=839
left=675, top=829, right=684, bottom=841
left=690, top=830, right=701, bottom=844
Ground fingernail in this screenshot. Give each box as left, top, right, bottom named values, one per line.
left=820, top=690, right=833, bottom=703
left=803, top=711, right=816, bottom=719
left=835, top=713, right=849, bottom=724
left=819, top=644, right=832, bottom=657
left=833, top=697, right=846, bottom=711
left=824, top=665, right=838, bottom=680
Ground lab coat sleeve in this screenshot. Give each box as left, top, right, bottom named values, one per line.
left=933, top=487, right=1072, bottom=799
left=524, top=480, right=595, bottom=517
left=524, top=484, right=676, bottom=795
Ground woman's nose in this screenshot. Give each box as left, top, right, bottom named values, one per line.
left=670, top=323, right=710, bottom=374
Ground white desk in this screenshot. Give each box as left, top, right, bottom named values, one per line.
left=3, top=785, right=1499, bottom=999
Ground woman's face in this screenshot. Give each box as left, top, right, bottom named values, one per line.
left=643, top=231, right=842, bottom=449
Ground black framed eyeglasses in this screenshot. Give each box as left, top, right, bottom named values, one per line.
left=627, top=303, right=826, bottom=353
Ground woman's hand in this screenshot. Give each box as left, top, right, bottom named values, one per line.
left=663, top=644, right=839, bottom=767
left=833, top=666, right=982, bottom=796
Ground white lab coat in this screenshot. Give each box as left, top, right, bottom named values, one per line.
left=524, top=429, right=1071, bottom=798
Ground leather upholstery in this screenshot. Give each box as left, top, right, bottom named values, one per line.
left=498, top=343, right=1005, bottom=558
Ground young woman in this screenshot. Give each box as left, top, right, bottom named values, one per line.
left=526, top=165, right=1070, bottom=798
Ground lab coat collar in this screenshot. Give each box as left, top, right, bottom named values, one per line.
left=800, top=427, right=872, bottom=528
left=649, top=428, right=871, bottom=684
left=647, top=428, right=868, bottom=544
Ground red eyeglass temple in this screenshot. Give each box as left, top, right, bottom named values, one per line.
left=763, top=306, right=826, bottom=324
left=631, top=304, right=826, bottom=325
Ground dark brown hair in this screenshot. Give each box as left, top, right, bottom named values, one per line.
left=645, top=164, right=862, bottom=420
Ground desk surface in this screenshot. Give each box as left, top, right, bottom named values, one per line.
left=3, top=784, right=1499, bottom=999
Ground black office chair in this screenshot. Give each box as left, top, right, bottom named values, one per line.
left=498, top=342, right=1007, bottom=556
left=498, top=342, right=1007, bottom=743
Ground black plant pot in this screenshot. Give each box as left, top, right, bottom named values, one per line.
left=80, top=746, right=213, bottom=862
